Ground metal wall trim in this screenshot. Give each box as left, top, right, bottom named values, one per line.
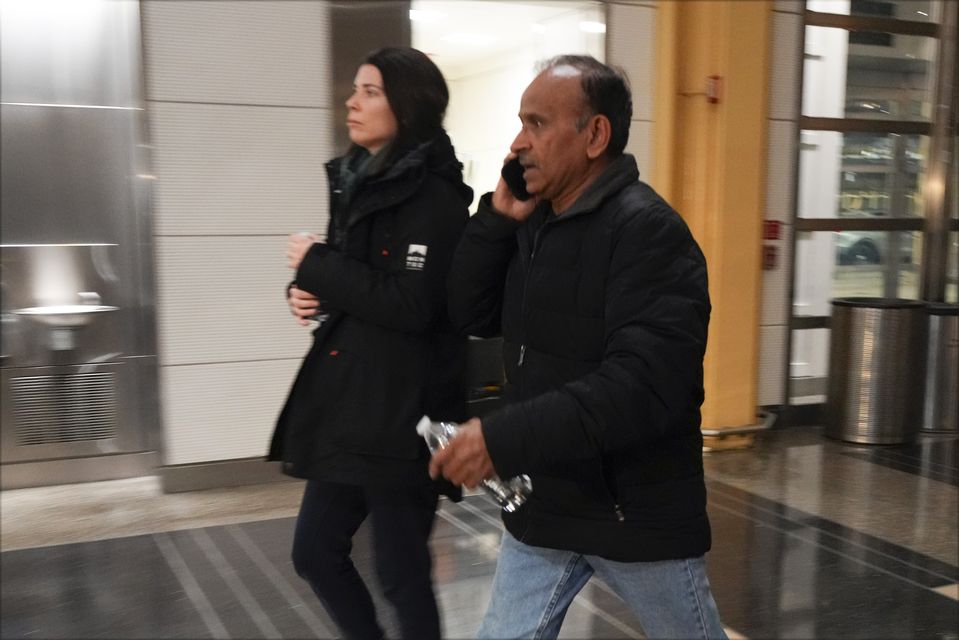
left=158, top=457, right=295, bottom=493
left=799, top=117, right=932, bottom=135
left=920, top=0, right=958, bottom=301
left=782, top=1, right=809, bottom=415
left=805, top=10, right=940, bottom=37
left=791, top=315, right=830, bottom=330
left=0, top=452, right=158, bottom=490
left=795, top=218, right=925, bottom=231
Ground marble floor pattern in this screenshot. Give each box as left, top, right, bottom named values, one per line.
left=1, top=427, right=957, bottom=639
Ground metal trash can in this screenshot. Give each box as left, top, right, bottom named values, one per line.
left=922, top=303, right=958, bottom=433
left=826, top=298, right=928, bottom=444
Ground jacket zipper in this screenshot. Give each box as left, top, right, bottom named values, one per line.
left=518, top=222, right=546, bottom=367
left=330, top=185, right=346, bottom=249
left=515, top=203, right=627, bottom=522
left=599, top=454, right=625, bottom=523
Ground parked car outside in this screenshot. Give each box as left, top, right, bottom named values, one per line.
left=835, top=230, right=915, bottom=265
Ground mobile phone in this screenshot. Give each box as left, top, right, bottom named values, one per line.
left=501, top=157, right=532, bottom=201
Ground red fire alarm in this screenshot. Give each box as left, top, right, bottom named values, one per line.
left=762, top=245, right=778, bottom=270
left=706, top=75, right=722, bottom=104
left=763, top=220, right=782, bottom=240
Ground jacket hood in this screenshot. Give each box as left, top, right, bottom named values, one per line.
left=399, top=131, right=474, bottom=206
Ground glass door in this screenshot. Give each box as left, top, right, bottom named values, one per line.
left=787, top=0, right=956, bottom=408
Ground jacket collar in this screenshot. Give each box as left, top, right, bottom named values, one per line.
left=327, top=132, right=472, bottom=228
left=327, top=145, right=426, bottom=226
left=545, top=153, right=640, bottom=222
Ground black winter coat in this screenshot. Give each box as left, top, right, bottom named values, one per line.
left=447, top=154, right=712, bottom=562
left=269, top=133, right=472, bottom=489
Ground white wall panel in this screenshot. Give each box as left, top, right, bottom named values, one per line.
left=143, top=0, right=332, bottom=471
left=625, top=119, right=653, bottom=185
left=774, top=0, right=805, bottom=14
left=161, top=359, right=301, bottom=464
left=607, top=3, right=656, bottom=122
left=760, top=6, right=805, bottom=409
left=757, top=324, right=788, bottom=406
left=769, top=11, right=803, bottom=121
left=155, top=236, right=314, bottom=366
left=142, top=0, right=331, bottom=107
left=760, top=223, right=793, bottom=326
left=150, top=103, right=332, bottom=236
left=765, top=119, right=798, bottom=222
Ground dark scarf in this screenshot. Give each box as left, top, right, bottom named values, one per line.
left=336, top=144, right=393, bottom=212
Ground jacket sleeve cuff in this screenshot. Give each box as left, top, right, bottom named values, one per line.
left=474, top=193, right=523, bottom=238
left=481, top=406, right=524, bottom=480
left=294, top=242, right=333, bottom=293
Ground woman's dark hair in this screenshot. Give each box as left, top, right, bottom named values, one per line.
left=363, top=47, right=449, bottom=160
left=539, top=55, right=632, bottom=158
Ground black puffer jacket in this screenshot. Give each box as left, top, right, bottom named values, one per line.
left=448, top=154, right=712, bottom=561
left=269, top=133, right=472, bottom=488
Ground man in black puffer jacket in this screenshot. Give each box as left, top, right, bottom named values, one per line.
left=431, top=55, right=727, bottom=639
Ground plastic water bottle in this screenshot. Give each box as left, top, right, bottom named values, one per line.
left=416, top=415, right=532, bottom=513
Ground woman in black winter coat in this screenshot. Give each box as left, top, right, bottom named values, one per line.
left=269, top=47, right=472, bottom=640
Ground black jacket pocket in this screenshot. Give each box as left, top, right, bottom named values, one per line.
left=315, top=346, right=424, bottom=460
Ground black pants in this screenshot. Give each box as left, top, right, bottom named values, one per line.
left=291, top=480, right=440, bottom=640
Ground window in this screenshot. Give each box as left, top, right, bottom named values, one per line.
left=788, top=0, right=953, bottom=407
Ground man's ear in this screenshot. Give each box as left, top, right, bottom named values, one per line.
left=585, top=114, right=612, bottom=160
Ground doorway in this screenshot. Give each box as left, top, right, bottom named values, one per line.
left=411, top=0, right=605, bottom=208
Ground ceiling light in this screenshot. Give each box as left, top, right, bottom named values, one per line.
left=442, top=32, right=498, bottom=46
left=409, top=9, right=444, bottom=23
left=579, top=21, right=606, bottom=34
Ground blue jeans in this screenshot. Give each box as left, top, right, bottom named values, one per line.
left=478, top=532, right=727, bottom=640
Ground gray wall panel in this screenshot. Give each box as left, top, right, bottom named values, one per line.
left=150, top=103, right=330, bottom=236
left=758, top=324, right=788, bottom=406
left=142, top=0, right=331, bottom=107
left=769, top=11, right=803, bottom=122
left=161, top=359, right=301, bottom=465
left=766, top=119, right=798, bottom=223
left=760, top=224, right=793, bottom=327
left=144, top=1, right=333, bottom=469
left=607, top=3, right=655, bottom=122
left=625, top=119, right=653, bottom=182
left=774, top=0, right=804, bottom=14
left=154, top=236, right=312, bottom=366
left=759, top=4, right=805, bottom=410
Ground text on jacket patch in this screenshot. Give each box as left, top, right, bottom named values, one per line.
left=406, top=244, right=428, bottom=271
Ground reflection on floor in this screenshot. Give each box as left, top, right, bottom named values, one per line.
left=1, top=427, right=957, bottom=639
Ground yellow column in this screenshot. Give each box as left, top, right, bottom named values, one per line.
left=653, top=1, right=772, bottom=432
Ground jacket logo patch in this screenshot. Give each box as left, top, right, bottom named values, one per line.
left=406, top=244, right=427, bottom=270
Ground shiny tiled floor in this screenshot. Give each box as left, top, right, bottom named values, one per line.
left=2, top=427, right=957, bottom=639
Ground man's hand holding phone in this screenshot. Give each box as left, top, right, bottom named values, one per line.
left=493, top=155, right=537, bottom=222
